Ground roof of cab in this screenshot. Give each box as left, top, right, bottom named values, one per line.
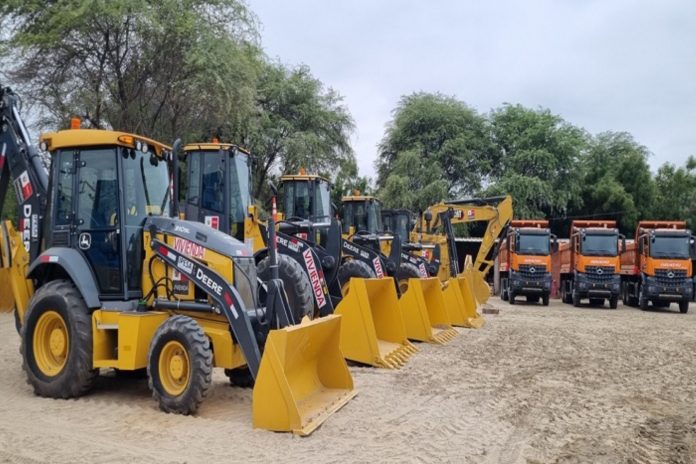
left=40, top=129, right=171, bottom=156
left=183, top=142, right=250, bottom=155
left=279, top=173, right=331, bottom=184
left=342, top=195, right=379, bottom=202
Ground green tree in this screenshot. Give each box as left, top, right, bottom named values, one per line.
left=653, top=156, right=696, bottom=229
left=0, top=0, right=260, bottom=142
left=486, top=104, right=587, bottom=219
left=377, top=92, right=494, bottom=210
left=239, top=62, right=354, bottom=200
left=572, top=132, right=656, bottom=232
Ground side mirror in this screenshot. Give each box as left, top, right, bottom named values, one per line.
left=551, top=234, right=559, bottom=253
left=620, top=234, right=626, bottom=253
left=690, top=236, right=696, bottom=260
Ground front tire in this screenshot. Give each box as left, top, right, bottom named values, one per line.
left=148, top=315, right=212, bottom=415
left=258, top=254, right=314, bottom=322
left=542, top=294, right=550, bottom=306
left=21, top=280, right=97, bottom=399
left=337, top=260, right=376, bottom=296
left=609, top=296, right=618, bottom=309
left=396, top=263, right=421, bottom=294
left=639, top=285, right=649, bottom=310
left=572, top=289, right=580, bottom=307
left=509, top=291, right=516, bottom=305
left=679, top=300, right=689, bottom=314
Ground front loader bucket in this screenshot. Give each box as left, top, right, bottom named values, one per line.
left=252, top=314, right=357, bottom=436
left=400, top=277, right=458, bottom=344
left=334, top=278, right=416, bottom=368
left=442, top=278, right=482, bottom=328
left=456, top=275, right=485, bottom=329
left=0, top=269, right=14, bottom=312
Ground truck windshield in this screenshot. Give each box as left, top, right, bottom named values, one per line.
left=228, top=152, right=251, bottom=224
left=581, top=234, right=618, bottom=256
left=518, top=233, right=549, bottom=255
left=651, top=236, right=690, bottom=259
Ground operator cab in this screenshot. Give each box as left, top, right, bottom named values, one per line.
left=182, top=143, right=251, bottom=242
left=40, top=129, right=171, bottom=300
left=382, top=209, right=413, bottom=245
left=277, top=173, right=332, bottom=245
left=341, top=195, right=384, bottom=237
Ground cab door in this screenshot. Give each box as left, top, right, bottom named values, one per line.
left=74, top=148, right=123, bottom=296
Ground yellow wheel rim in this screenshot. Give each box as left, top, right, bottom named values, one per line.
left=33, top=310, right=69, bottom=376
left=158, top=340, right=190, bottom=396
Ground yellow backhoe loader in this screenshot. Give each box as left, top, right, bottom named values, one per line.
left=0, top=86, right=355, bottom=435
left=415, top=196, right=513, bottom=328
left=180, top=146, right=414, bottom=368
left=340, top=193, right=458, bottom=344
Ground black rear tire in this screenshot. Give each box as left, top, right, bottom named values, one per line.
left=258, top=254, right=314, bottom=322
left=21, top=279, right=97, bottom=399
left=679, top=300, right=689, bottom=314
left=572, top=290, right=580, bottom=307
left=396, top=262, right=421, bottom=294
left=542, top=294, right=550, bottom=306
left=224, top=367, right=254, bottom=388
left=337, top=260, right=376, bottom=296
left=509, top=291, right=516, bottom=305
left=609, top=296, right=618, bottom=309
left=148, top=315, right=212, bottom=415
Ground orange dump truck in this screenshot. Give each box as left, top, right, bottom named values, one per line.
left=499, top=220, right=556, bottom=305
left=560, top=220, right=623, bottom=308
left=620, top=221, right=695, bottom=313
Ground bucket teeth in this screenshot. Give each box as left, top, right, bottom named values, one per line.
left=379, top=344, right=417, bottom=369
left=431, top=327, right=459, bottom=344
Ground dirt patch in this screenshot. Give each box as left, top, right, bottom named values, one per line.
left=1, top=298, right=695, bottom=463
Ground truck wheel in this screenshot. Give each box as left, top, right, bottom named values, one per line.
left=542, top=294, right=550, bottom=306
left=337, top=260, right=376, bottom=296
left=258, top=254, right=314, bottom=322
left=572, top=290, right=580, bottom=307
left=501, top=280, right=508, bottom=301
left=21, top=280, right=98, bottom=399
left=395, top=263, right=421, bottom=294
left=638, top=286, right=649, bottom=310
left=679, top=300, right=689, bottom=314
left=509, top=291, right=516, bottom=305
left=609, top=296, right=618, bottom=309
left=148, top=315, right=212, bottom=415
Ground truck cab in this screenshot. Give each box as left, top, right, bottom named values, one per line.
left=561, top=220, right=623, bottom=308
left=499, top=220, right=554, bottom=306
left=621, top=221, right=695, bottom=312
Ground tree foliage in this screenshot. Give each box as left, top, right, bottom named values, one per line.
left=486, top=104, right=587, bottom=219
left=377, top=92, right=494, bottom=210
left=653, top=156, right=696, bottom=229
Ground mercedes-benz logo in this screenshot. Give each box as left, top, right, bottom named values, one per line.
left=667, top=271, right=675, bottom=279
left=529, top=267, right=536, bottom=274
left=596, top=268, right=603, bottom=275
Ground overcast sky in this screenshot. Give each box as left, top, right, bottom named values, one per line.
left=248, top=0, right=696, bottom=178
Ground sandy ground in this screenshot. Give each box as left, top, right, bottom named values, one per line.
left=1, top=297, right=696, bottom=463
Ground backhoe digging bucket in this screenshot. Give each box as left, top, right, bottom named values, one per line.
left=456, top=275, right=485, bottom=329
left=0, top=269, right=14, bottom=312
left=464, top=256, right=491, bottom=304
left=334, top=278, right=416, bottom=368
left=252, top=314, right=357, bottom=435
left=400, top=277, right=458, bottom=344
